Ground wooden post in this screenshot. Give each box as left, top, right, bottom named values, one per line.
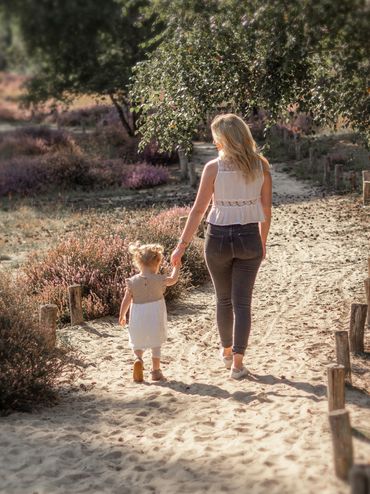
left=328, top=409, right=353, bottom=480
left=335, top=331, right=352, bottom=384
left=323, top=160, right=331, bottom=185
left=365, top=278, right=370, bottom=328
left=188, top=160, right=197, bottom=188
left=327, top=364, right=345, bottom=411
left=349, top=465, right=370, bottom=494
left=362, top=170, right=370, bottom=181
left=68, top=284, right=83, bottom=326
left=39, top=304, right=58, bottom=349
left=349, top=303, right=367, bottom=353
left=363, top=181, right=370, bottom=206
left=308, top=147, right=315, bottom=171
left=349, top=171, right=357, bottom=192
left=368, top=257, right=370, bottom=277
left=178, top=148, right=188, bottom=181
left=334, top=164, right=343, bottom=190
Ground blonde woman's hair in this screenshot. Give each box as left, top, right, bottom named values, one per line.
left=129, top=242, right=164, bottom=269
left=211, top=113, right=269, bottom=181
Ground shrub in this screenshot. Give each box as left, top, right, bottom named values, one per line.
left=122, top=163, right=170, bottom=189
left=0, top=274, right=77, bottom=413
left=139, top=140, right=178, bottom=166
left=0, top=135, right=48, bottom=159
left=24, top=207, right=208, bottom=323
left=0, top=151, right=92, bottom=196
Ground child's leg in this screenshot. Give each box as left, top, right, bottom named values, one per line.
left=134, top=349, right=144, bottom=360
left=151, top=347, right=161, bottom=371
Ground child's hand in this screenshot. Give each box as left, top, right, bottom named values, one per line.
left=119, top=315, right=126, bottom=326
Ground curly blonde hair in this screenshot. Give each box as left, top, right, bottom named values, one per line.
left=129, top=242, right=164, bottom=269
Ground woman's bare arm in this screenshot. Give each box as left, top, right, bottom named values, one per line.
left=171, top=160, right=217, bottom=264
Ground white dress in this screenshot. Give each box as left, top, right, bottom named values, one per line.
left=127, top=274, right=167, bottom=350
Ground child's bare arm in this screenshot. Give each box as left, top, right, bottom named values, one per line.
left=165, top=264, right=181, bottom=286
left=119, top=289, right=132, bottom=325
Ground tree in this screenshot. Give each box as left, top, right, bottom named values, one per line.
left=131, top=0, right=370, bottom=151
left=5, top=0, right=154, bottom=135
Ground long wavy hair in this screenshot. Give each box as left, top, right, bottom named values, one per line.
left=211, top=113, right=269, bottom=181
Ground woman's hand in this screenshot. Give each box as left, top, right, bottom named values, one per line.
left=171, top=245, right=185, bottom=266
left=119, top=315, right=126, bottom=326
left=262, top=242, right=266, bottom=260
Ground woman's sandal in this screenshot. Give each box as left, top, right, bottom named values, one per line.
left=133, top=358, right=144, bottom=383
left=151, top=369, right=165, bottom=381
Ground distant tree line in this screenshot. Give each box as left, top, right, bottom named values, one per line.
left=2, top=0, right=369, bottom=146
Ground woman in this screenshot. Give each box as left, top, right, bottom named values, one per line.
left=171, top=113, right=272, bottom=379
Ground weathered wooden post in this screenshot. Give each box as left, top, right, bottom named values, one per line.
left=323, top=160, right=331, bottom=185
left=39, top=304, right=58, bottom=349
left=349, top=303, right=367, bottom=353
left=349, top=171, right=357, bottom=192
left=349, top=465, right=370, bottom=494
left=178, top=148, right=189, bottom=181
left=363, top=170, right=370, bottom=206
left=327, top=364, right=345, bottom=411
left=329, top=409, right=353, bottom=480
left=368, top=257, right=370, bottom=277
left=365, top=278, right=370, bottom=328
left=334, top=164, right=344, bottom=190
left=68, top=284, right=83, bottom=326
left=188, top=160, right=197, bottom=188
left=335, top=331, right=352, bottom=384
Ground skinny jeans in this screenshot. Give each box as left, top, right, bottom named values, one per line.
left=204, top=222, right=263, bottom=355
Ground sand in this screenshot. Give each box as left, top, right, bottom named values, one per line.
left=1, top=146, right=369, bottom=494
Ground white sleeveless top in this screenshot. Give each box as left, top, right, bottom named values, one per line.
left=207, top=158, right=265, bottom=226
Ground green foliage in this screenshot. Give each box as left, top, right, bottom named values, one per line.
left=131, top=0, right=370, bottom=149
left=5, top=0, right=155, bottom=134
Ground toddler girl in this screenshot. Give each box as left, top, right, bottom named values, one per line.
left=119, top=242, right=180, bottom=382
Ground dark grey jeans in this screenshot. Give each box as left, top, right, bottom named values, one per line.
left=204, top=222, right=263, bottom=355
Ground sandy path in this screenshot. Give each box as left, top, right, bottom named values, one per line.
left=1, top=146, right=369, bottom=494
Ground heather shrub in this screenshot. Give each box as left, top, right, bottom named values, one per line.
left=0, top=151, right=92, bottom=196
left=57, top=105, right=112, bottom=127
left=139, top=140, right=178, bottom=166
left=0, top=135, right=48, bottom=159
left=122, top=163, right=170, bottom=189
left=24, top=233, right=132, bottom=323
left=0, top=273, right=78, bottom=413
left=15, top=126, right=78, bottom=152
left=24, top=207, right=208, bottom=323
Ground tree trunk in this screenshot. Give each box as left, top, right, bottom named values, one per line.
left=109, top=93, right=135, bottom=137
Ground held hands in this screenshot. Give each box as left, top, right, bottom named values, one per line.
left=171, top=245, right=185, bottom=266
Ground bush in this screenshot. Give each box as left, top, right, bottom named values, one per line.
left=0, top=127, right=79, bottom=160
left=122, top=163, right=170, bottom=189
left=24, top=207, right=209, bottom=323
left=0, top=274, right=77, bottom=413
left=0, top=151, right=92, bottom=196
